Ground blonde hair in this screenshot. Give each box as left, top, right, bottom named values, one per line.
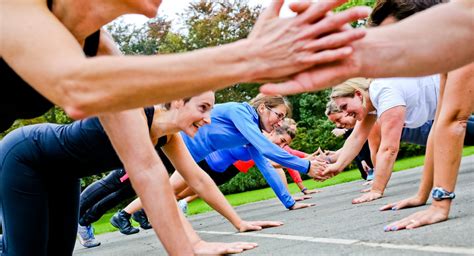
left=249, top=93, right=292, bottom=117
left=330, top=78, right=371, bottom=108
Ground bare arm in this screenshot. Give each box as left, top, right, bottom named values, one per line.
left=163, top=133, right=244, bottom=231
left=99, top=110, right=193, bottom=255
left=1, top=0, right=368, bottom=119
left=370, top=107, right=405, bottom=194
left=323, top=115, right=377, bottom=176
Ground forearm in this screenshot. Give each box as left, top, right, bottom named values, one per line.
left=130, top=166, right=194, bottom=254
left=416, top=132, right=435, bottom=201
left=357, top=1, right=474, bottom=78
left=61, top=40, right=257, bottom=118
left=371, top=148, right=398, bottom=194
left=333, top=135, right=367, bottom=172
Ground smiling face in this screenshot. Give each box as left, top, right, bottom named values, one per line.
left=327, top=112, right=357, bottom=129
left=333, top=92, right=368, bottom=122
left=268, top=131, right=292, bottom=148
left=176, top=91, right=215, bottom=137
left=258, top=104, right=287, bottom=133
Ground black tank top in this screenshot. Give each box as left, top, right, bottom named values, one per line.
left=0, top=0, right=101, bottom=132
left=144, top=106, right=175, bottom=173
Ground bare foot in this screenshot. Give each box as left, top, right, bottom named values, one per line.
left=379, top=195, right=427, bottom=211
left=194, top=240, right=258, bottom=255
left=383, top=205, right=449, bottom=232
left=352, top=191, right=382, bottom=204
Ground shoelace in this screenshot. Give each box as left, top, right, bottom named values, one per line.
left=87, top=226, right=94, bottom=240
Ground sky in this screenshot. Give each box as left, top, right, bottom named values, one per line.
left=120, top=0, right=301, bottom=27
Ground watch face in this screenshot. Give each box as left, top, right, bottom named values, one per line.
left=432, top=187, right=455, bottom=201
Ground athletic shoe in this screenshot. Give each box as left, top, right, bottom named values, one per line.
left=77, top=224, right=101, bottom=248
left=132, top=209, right=152, bottom=230
left=178, top=199, right=188, bottom=215
left=110, top=210, right=139, bottom=235
left=366, top=169, right=375, bottom=181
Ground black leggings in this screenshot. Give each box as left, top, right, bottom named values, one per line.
left=198, top=160, right=241, bottom=186
left=79, top=169, right=136, bottom=227
left=0, top=128, right=83, bottom=256
left=78, top=149, right=175, bottom=227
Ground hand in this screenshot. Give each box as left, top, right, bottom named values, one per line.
left=238, top=220, right=284, bottom=232
left=303, top=188, right=322, bottom=195
left=360, top=187, right=371, bottom=193
left=361, top=160, right=371, bottom=173
left=307, top=159, right=327, bottom=180
left=247, top=0, right=370, bottom=81
left=379, top=195, right=427, bottom=211
left=332, top=128, right=347, bottom=137
left=362, top=180, right=373, bottom=186
left=318, top=163, right=341, bottom=181
left=383, top=205, right=449, bottom=232
left=294, top=195, right=312, bottom=201
left=352, top=191, right=383, bottom=204
left=290, top=202, right=316, bottom=210
left=193, top=240, right=258, bottom=255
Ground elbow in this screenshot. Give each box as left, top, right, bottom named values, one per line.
left=54, top=67, right=106, bottom=119
left=381, top=145, right=399, bottom=158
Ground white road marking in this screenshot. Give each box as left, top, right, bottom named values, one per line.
left=197, top=231, right=474, bottom=255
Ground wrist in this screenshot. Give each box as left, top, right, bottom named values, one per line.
left=231, top=39, right=263, bottom=82
left=301, top=188, right=308, bottom=194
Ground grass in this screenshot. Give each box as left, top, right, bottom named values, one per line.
left=92, top=146, right=474, bottom=235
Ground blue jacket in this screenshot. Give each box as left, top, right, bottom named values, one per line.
left=182, top=102, right=310, bottom=208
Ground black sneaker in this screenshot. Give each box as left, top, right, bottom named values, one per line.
left=110, top=210, right=139, bottom=235
left=132, top=209, right=152, bottom=230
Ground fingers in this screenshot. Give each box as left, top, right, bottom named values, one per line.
left=294, top=0, right=349, bottom=25
left=297, top=6, right=370, bottom=40
left=380, top=203, right=396, bottom=211
left=224, top=242, right=258, bottom=254
left=260, top=0, right=285, bottom=20
left=302, top=29, right=366, bottom=53
left=289, top=0, right=311, bottom=14
left=251, top=220, right=284, bottom=227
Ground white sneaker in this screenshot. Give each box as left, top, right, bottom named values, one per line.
left=77, top=224, right=101, bottom=248
left=178, top=200, right=188, bottom=215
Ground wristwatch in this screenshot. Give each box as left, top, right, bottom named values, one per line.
left=432, top=187, right=455, bottom=201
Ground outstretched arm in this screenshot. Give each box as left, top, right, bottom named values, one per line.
left=352, top=107, right=405, bottom=204
left=322, top=115, right=377, bottom=179
left=99, top=110, right=193, bottom=255
left=164, top=134, right=283, bottom=232
left=1, top=0, right=368, bottom=118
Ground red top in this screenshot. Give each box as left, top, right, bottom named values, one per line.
left=233, top=145, right=307, bottom=183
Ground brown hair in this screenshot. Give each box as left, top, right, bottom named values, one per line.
left=162, top=97, right=192, bottom=110
left=274, top=124, right=296, bottom=140
left=325, top=100, right=342, bottom=116
left=249, top=94, right=292, bottom=118
left=369, top=0, right=447, bottom=27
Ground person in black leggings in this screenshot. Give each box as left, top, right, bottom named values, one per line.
left=77, top=148, right=175, bottom=247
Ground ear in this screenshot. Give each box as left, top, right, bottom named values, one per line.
left=170, top=100, right=185, bottom=109
left=258, top=103, right=266, bottom=114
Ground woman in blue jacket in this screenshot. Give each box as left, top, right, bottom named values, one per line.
left=116, top=95, right=327, bottom=228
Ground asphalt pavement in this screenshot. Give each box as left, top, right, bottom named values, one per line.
left=74, top=155, right=474, bottom=256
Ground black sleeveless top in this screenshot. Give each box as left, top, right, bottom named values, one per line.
left=0, top=0, right=101, bottom=132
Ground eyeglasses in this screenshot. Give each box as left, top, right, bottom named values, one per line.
left=266, top=106, right=285, bottom=121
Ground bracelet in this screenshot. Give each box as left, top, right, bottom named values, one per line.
left=301, top=188, right=308, bottom=193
